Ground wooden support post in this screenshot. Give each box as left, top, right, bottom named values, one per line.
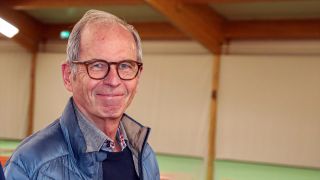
left=206, top=53, right=221, bottom=180
left=26, top=53, right=37, bottom=136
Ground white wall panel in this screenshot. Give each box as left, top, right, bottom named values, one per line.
left=34, top=53, right=71, bottom=131
left=217, top=55, right=320, bottom=168
left=127, top=54, right=212, bottom=157
left=0, top=51, right=31, bottom=139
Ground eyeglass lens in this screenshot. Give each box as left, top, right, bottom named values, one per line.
left=87, top=60, right=140, bottom=80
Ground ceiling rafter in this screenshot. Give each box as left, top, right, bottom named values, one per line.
left=182, top=0, right=307, bottom=4
left=1, top=0, right=144, bottom=9
left=42, top=22, right=188, bottom=41
left=2, top=0, right=306, bottom=9
left=132, top=22, right=188, bottom=40
left=225, top=20, right=320, bottom=39
left=42, top=19, right=320, bottom=41
left=0, top=7, right=42, bottom=52
left=144, top=0, right=225, bottom=54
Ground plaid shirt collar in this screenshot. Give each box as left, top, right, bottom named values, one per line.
left=74, top=103, right=128, bottom=153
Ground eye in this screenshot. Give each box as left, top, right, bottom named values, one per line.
left=89, top=61, right=108, bottom=71
left=118, top=62, right=134, bottom=70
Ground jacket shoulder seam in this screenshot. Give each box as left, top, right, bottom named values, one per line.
left=30, top=153, right=69, bottom=178
left=8, top=160, right=29, bottom=177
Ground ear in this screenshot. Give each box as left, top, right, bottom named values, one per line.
left=62, top=62, right=73, bottom=92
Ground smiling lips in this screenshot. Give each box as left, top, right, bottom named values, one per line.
left=96, top=93, right=124, bottom=97
left=96, top=93, right=125, bottom=103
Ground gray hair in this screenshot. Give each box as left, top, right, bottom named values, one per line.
left=66, top=9, right=143, bottom=72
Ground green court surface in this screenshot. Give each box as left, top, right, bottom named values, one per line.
left=156, top=155, right=320, bottom=180
left=215, top=160, right=320, bottom=180
left=0, top=139, right=20, bottom=156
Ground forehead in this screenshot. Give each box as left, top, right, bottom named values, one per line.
left=83, top=21, right=132, bottom=39
left=79, top=22, right=136, bottom=60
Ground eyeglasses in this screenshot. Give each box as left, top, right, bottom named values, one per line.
left=71, top=59, right=143, bottom=80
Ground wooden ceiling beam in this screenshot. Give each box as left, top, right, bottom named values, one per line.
left=182, top=0, right=306, bottom=4
left=144, top=0, right=225, bottom=54
left=225, top=20, right=320, bottom=39
left=42, top=19, right=320, bottom=42
left=133, top=22, right=189, bottom=40
left=42, top=22, right=188, bottom=41
left=42, top=24, right=74, bottom=41
left=1, top=0, right=144, bottom=9
left=0, top=8, right=42, bottom=52
left=2, top=0, right=305, bottom=9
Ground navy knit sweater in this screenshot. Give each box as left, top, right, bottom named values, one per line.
left=102, top=147, right=139, bottom=180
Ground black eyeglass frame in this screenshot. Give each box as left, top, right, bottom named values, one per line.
left=71, top=59, right=143, bottom=80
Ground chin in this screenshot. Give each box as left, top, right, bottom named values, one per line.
left=104, top=114, right=123, bottom=121
left=100, top=108, right=124, bottom=120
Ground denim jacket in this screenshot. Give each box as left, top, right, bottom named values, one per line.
left=5, top=98, right=160, bottom=180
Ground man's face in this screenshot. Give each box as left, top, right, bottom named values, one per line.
left=63, top=23, right=140, bottom=122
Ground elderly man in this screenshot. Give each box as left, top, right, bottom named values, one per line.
left=5, top=10, right=159, bottom=180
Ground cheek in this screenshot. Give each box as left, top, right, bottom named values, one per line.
left=73, top=74, right=98, bottom=98
left=125, top=81, right=138, bottom=97
left=86, top=80, right=101, bottom=98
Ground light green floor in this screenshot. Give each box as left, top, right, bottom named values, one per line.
left=1, top=140, right=320, bottom=180
left=0, top=139, right=20, bottom=156
left=215, top=160, right=320, bottom=180
left=156, top=155, right=320, bottom=180
left=157, top=153, right=205, bottom=179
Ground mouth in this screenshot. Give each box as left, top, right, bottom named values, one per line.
left=96, top=93, right=125, bottom=107
left=96, top=93, right=124, bottom=97
left=95, top=93, right=126, bottom=104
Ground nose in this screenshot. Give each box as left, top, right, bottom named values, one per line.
left=102, top=66, right=121, bottom=87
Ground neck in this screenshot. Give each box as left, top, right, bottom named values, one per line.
left=74, top=102, right=122, bottom=142
left=98, top=118, right=120, bottom=141
left=88, top=115, right=121, bottom=142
